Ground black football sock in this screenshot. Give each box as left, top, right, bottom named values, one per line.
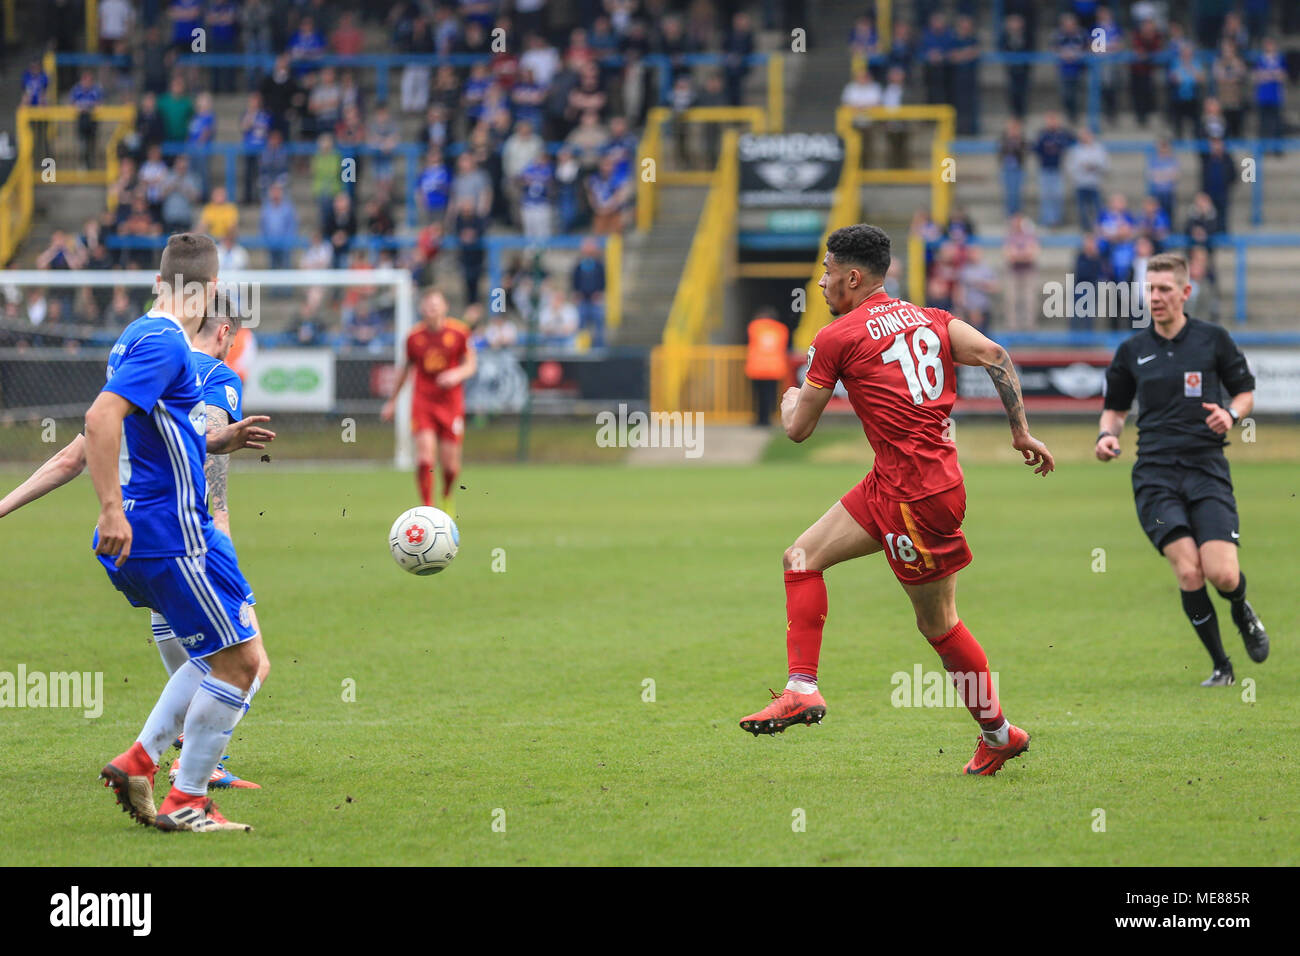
left=1216, top=571, right=1247, bottom=607
left=1181, top=587, right=1230, bottom=669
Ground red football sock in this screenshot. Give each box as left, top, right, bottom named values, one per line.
left=416, top=461, right=434, bottom=507
left=440, top=467, right=459, bottom=503
left=785, top=570, right=827, bottom=680
left=926, top=620, right=1005, bottom=731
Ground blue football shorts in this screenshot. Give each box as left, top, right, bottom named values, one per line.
left=97, top=528, right=257, bottom=659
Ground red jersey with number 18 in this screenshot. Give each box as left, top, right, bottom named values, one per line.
left=804, top=290, right=963, bottom=501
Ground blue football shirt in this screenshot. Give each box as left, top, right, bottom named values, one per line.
left=193, top=349, right=243, bottom=422
left=99, top=310, right=214, bottom=558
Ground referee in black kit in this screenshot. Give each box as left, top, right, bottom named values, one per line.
left=1096, top=252, right=1269, bottom=686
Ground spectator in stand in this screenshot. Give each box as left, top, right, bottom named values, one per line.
left=1093, top=6, right=1124, bottom=124
left=450, top=152, right=494, bottom=222
left=1185, top=245, right=1218, bottom=322
left=948, top=15, right=981, bottom=135
left=521, top=32, right=562, bottom=89
left=999, top=14, right=1031, bottom=120
left=512, top=68, right=548, bottom=134
left=539, top=285, right=580, bottom=346
left=1098, top=193, right=1137, bottom=281
left=107, top=157, right=138, bottom=218
left=288, top=15, right=327, bottom=68
left=724, top=11, right=755, bottom=106
left=339, top=69, right=364, bottom=118
left=365, top=194, right=395, bottom=239
left=1066, top=128, right=1109, bottom=231
left=397, top=12, right=434, bottom=114
left=999, top=118, right=1028, bottom=217
left=260, top=53, right=304, bottom=137
left=587, top=155, right=629, bottom=235
left=849, top=14, right=877, bottom=65
left=217, top=230, right=250, bottom=291
left=367, top=105, right=400, bottom=188
left=1200, top=97, right=1228, bottom=141
left=242, top=0, right=274, bottom=75
left=1002, top=213, right=1041, bottom=332
left=37, top=231, right=88, bottom=271
left=420, top=103, right=451, bottom=152
left=119, top=196, right=164, bottom=269
left=555, top=147, right=584, bottom=232
left=567, top=109, right=611, bottom=173
left=1214, top=41, right=1250, bottom=139
left=335, top=104, right=366, bottom=188
left=205, top=0, right=239, bottom=93
left=885, top=20, right=915, bottom=81
left=1167, top=45, right=1204, bottom=140
left=1200, top=137, right=1235, bottom=233
left=140, top=25, right=171, bottom=97
left=21, top=59, right=50, bottom=107
left=311, top=133, right=344, bottom=224
left=1055, top=13, right=1087, bottom=125
left=924, top=273, right=955, bottom=312
left=80, top=218, right=114, bottom=277
left=105, top=286, right=134, bottom=327
left=260, top=180, right=298, bottom=271
left=955, top=246, right=997, bottom=332
left=129, top=92, right=166, bottom=165
left=69, top=70, right=104, bottom=168
left=572, top=237, right=606, bottom=345
left=324, top=191, right=358, bottom=269
left=137, top=144, right=170, bottom=219
left=167, top=0, right=203, bottom=50
left=331, top=11, right=364, bottom=56
left=567, top=62, right=610, bottom=128
left=1136, top=195, right=1171, bottom=247
left=410, top=220, right=443, bottom=287
left=918, top=12, right=951, bottom=108
left=1185, top=191, right=1219, bottom=250
left=239, top=92, right=272, bottom=205
left=1147, top=137, right=1180, bottom=224
left=306, top=66, right=343, bottom=141
left=503, top=119, right=545, bottom=211
left=186, top=91, right=216, bottom=197
left=198, top=185, right=238, bottom=240
left=518, top=153, right=555, bottom=240
left=418, top=147, right=451, bottom=223
left=258, top=127, right=290, bottom=198
left=158, top=75, right=194, bottom=146
left=1072, top=232, right=1108, bottom=331
left=483, top=311, right=520, bottom=349
left=1129, top=15, right=1164, bottom=129
left=1034, top=112, right=1076, bottom=228
left=452, top=198, right=487, bottom=305
left=1254, top=38, right=1286, bottom=153
left=842, top=64, right=883, bottom=167
left=297, top=230, right=333, bottom=322
left=98, top=0, right=134, bottom=53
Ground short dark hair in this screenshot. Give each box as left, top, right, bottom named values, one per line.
left=1146, top=252, right=1188, bottom=283
left=826, top=224, right=891, bottom=280
left=158, top=233, right=219, bottom=290
left=197, top=296, right=242, bottom=340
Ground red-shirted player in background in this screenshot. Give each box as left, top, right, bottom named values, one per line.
left=739, top=224, right=1055, bottom=776
left=382, top=289, right=477, bottom=513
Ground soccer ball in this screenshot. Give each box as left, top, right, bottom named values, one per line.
left=389, top=506, right=459, bottom=575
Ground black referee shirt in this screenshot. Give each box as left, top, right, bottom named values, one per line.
left=1103, top=317, right=1256, bottom=461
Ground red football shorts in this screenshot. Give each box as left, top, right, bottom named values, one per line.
left=411, top=400, right=464, bottom=444
left=840, top=470, right=972, bottom=584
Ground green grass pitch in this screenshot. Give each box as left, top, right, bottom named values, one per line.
left=0, top=425, right=1296, bottom=865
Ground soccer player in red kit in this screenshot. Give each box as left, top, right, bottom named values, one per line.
left=739, top=224, right=1055, bottom=776
left=382, top=289, right=477, bottom=512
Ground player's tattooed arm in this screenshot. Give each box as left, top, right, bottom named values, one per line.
left=205, top=405, right=232, bottom=534
left=948, top=318, right=1053, bottom=475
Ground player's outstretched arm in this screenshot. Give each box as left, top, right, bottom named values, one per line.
left=84, top=392, right=136, bottom=566
left=0, top=434, right=87, bottom=519
left=204, top=405, right=232, bottom=535
left=782, top=380, right=834, bottom=443
left=948, top=318, right=1054, bottom=476
left=208, top=415, right=276, bottom=455
left=380, top=362, right=414, bottom=422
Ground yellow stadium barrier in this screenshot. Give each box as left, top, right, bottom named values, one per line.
left=650, top=344, right=754, bottom=423
left=835, top=103, right=954, bottom=225
left=637, top=105, right=765, bottom=231
left=0, top=130, right=35, bottom=267
left=605, top=233, right=622, bottom=331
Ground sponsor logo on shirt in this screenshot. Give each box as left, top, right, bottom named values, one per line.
left=1184, top=371, right=1202, bottom=397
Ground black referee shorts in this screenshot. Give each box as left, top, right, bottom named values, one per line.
left=1132, top=457, right=1240, bottom=553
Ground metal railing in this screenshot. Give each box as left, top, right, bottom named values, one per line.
left=649, top=344, right=754, bottom=423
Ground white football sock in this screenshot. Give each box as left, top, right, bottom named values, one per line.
left=135, top=658, right=210, bottom=763
left=786, top=678, right=818, bottom=694
left=175, top=676, right=246, bottom=796
left=230, top=676, right=261, bottom=731
left=982, top=720, right=1010, bottom=747
left=151, top=612, right=189, bottom=675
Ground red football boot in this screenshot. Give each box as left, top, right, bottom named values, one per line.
left=739, top=687, right=827, bottom=736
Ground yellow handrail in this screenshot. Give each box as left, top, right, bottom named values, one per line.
left=636, top=106, right=667, bottom=233
left=793, top=130, right=861, bottom=353
left=0, top=131, right=34, bottom=266
left=834, top=103, right=954, bottom=225
left=604, top=233, right=622, bottom=331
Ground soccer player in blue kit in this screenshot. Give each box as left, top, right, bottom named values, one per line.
left=88, top=234, right=274, bottom=831
left=0, top=304, right=269, bottom=791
